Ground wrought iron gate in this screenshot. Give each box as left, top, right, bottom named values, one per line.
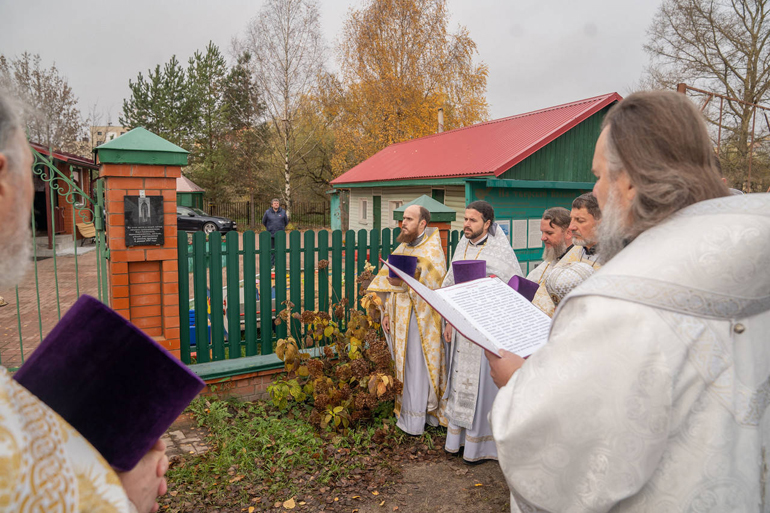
left=0, top=145, right=109, bottom=370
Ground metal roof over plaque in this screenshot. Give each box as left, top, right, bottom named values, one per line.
left=94, top=127, right=189, bottom=166
left=393, top=195, right=457, bottom=222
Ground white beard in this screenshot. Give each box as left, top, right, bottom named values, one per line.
left=597, top=187, right=630, bottom=264
left=0, top=199, right=32, bottom=289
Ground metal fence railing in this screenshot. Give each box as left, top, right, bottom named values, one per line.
left=177, top=228, right=463, bottom=365
left=206, top=201, right=330, bottom=231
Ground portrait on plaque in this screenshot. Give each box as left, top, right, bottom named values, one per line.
left=124, top=195, right=164, bottom=246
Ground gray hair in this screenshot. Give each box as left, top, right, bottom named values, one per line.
left=0, top=90, right=23, bottom=173
left=602, top=91, right=728, bottom=240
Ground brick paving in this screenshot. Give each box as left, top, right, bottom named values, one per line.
left=0, top=250, right=100, bottom=369
left=162, top=412, right=211, bottom=459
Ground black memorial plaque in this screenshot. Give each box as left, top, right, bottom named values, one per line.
left=124, top=195, right=164, bottom=247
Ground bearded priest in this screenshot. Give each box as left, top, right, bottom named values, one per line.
left=368, top=204, right=447, bottom=435
left=527, top=207, right=573, bottom=316
left=442, top=201, right=522, bottom=463
left=487, top=91, right=770, bottom=512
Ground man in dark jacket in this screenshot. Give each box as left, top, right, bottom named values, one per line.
left=262, top=198, right=289, bottom=266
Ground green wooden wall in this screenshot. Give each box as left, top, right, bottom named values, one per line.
left=466, top=181, right=592, bottom=274
left=498, top=106, right=611, bottom=182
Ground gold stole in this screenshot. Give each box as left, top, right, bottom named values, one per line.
left=368, top=229, right=447, bottom=424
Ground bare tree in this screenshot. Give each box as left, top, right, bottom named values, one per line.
left=0, top=52, right=86, bottom=153
left=644, top=0, right=770, bottom=190
left=237, top=0, right=327, bottom=213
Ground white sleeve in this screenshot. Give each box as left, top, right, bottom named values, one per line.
left=490, top=296, right=673, bottom=513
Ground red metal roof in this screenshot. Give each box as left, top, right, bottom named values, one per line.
left=331, top=92, right=622, bottom=185
left=29, top=142, right=99, bottom=170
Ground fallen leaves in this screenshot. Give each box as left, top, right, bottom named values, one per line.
left=283, top=498, right=296, bottom=509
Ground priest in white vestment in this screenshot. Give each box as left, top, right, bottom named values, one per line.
left=488, top=91, right=770, bottom=512
left=442, top=201, right=522, bottom=462
left=527, top=207, right=573, bottom=317
left=368, top=204, right=447, bottom=434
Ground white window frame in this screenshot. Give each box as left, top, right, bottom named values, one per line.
left=359, top=198, right=368, bottom=223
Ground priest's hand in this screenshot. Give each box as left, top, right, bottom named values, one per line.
left=119, top=439, right=169, bottom=513
left=485, top=349, right=525, bottom=388
left=387, top=277, right=403, bottom=287
left=382, top=315, right=390, bottom=334
left=443, top=325, right=453, bottom=343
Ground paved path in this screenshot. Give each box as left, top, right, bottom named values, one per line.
left=0, top=250, right=100, bottom=368
left=162, top=412, right=211, bottom=459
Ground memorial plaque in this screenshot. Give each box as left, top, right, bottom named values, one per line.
left=124, top=195, right=164, bottom=247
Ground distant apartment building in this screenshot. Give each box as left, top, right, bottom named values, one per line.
left=91, top=125, right=128, bottom=147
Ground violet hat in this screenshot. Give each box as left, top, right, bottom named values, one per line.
left=13, top=295, right=205, bottom=471
left=507, top=275, right=540, bottom=303
left=452, top=260, right=486, bottom=284
left=387, top=254, right=418, bottom=278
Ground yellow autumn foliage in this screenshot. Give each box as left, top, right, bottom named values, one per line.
left=328, top=0, right=489, bottom=177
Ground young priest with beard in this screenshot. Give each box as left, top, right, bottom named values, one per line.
left=441, top=201, right=522, bottom=463
left=367, top=204, right=447, bottom=435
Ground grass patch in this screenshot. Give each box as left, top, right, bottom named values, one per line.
left=165, top=396, right=434, bottom=511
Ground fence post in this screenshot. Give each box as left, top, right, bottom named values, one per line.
left=356, top=229, right=367, bottom=311
left=344, top=230, right=355, bottom=322
left=177, top=234, right=191, bottom=364
left=243, top=231, right=257, bottom=356
left=274, top=230, right=288, bottom=340
left=225, top=231, right=241, bottom=359
left=381, top=228, right=392, bottom=265
left=289, top=230, right=302, bottom=340
left=258, top=231, right=273, bottom=354
left=318, top=230, right=329, bottom=315
left=95, top=128, right=184, bottom=358
left=209, top=232, right=225, bottom=361
left=370, top=228, right=381, bottom=270
left=304, top=230, right=316, bottom=316
left=331, top=230, right=343, bottom=318
left=192, top=232, right=209, bottom=363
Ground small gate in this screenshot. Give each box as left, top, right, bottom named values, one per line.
left=0, top=144, right=109, bottom=370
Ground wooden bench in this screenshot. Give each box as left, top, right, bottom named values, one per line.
left=75, top=222, right=96, bottom=246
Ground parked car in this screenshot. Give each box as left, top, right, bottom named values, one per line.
left=177, top=206, right=237, bottom=234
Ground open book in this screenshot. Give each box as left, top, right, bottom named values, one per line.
left=381, top=259, right=551, bottom=357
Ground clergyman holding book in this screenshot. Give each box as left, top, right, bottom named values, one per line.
left=441, top=201, right=522, bottom=463
left=367, top=204, right=447, bottom=435
left=487, top=91, right=770, bottom=512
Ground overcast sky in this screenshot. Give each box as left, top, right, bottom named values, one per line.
left=0, top=0, right=662, bottom=124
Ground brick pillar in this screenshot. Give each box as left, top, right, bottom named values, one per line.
left=95, top=128, right=189, bottom=359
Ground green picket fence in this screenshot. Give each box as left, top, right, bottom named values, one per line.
left=177, top=228, right=464, bottom=365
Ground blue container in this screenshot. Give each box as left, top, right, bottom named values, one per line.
left=189, top=309, right=211, bottom=346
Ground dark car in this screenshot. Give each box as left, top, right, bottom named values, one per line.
left=177, top=206, right=237, bottom=234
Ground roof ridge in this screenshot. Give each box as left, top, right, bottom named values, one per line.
left=386, top=92, right=618, bottom=148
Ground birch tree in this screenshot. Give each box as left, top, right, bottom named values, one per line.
left=237, top=0, right=326, bottom=212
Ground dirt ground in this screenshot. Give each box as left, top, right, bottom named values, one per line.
left=355, top=459, right=510, bottom=513
left=163, top=413, right=511, bottom=513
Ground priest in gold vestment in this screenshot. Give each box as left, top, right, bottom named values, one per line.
left=368, top=205, right=447, bottom=434
left=0, top=91, right=168, bottom=512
